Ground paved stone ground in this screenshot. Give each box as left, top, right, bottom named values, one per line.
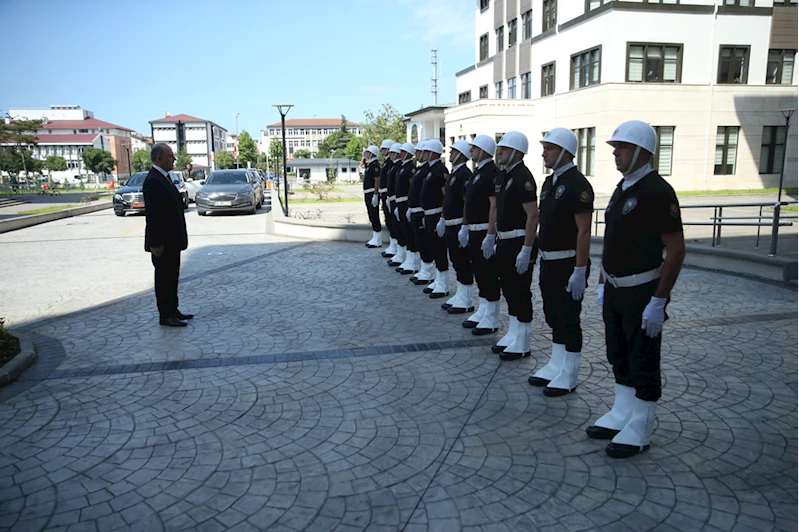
left=0, top=207, right=796, bottom=531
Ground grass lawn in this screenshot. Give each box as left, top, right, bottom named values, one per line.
left=18, top=205, right=79, bottom=215
left=678, top=187, right=798, bottom=196
left=290, top=197, right=362, bottom=204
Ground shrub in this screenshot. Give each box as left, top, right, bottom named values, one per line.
left=0, top=318, right=20, bottom=367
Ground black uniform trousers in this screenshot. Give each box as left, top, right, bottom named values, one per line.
left=425, top=213, right=449, bottom=271
left=151, top=250, right=181, bottom=321
left=496, top=237, right=534, bottom=322
left=540, top=257, right=590, bottom=353
left=445, top=226, right=473, bottom=285
left=396, top=202, right=415, bottom=252
left=392, top=206, right=407, bottom=247
left=411, top=212, right=430, bottom=262
left=603, top=279, right=663, bottom=402
left=382, top=197, right=395, bottom=238
left=365, top=192, right=381, bottom=232
left=468, top=230, right=500, bottom=301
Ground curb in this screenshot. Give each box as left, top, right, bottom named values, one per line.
left=0, top=201, right=113, bottom=234
left=0, top=332, right=37, bottom=386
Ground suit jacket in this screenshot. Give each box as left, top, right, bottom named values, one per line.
left=143, top=167, right=188, bottom=252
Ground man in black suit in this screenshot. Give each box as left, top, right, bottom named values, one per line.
left=144, top=143, right=192, bottom=327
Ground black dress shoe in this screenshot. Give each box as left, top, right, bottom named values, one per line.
left=490, top=344, right=507, bottom=353
left=176, top=311, right=194, bottom=320
left=606, top=442, right=649, bottom=458
left=543, top=386, right=575, bottom=397
left=160, top=316, right=187, bottom=327
left=423, top=286, right=434, bottom=294
left=399, top=269, right=415, bottom=275
left=429, top=292, right=448, bottom=299
left=381, top=251, right=395, bottom=257
left=414, top=278, right=432, bottom=286
left=585, top=426, right=621, bottom=440
left=448, top=306, right=474, bottom=315
left=527, top=376, right=550, bottom=387
left=499, top=350, right=530, bottom=361
left=366, top=243, right=379, bottom=248
left=472, top=327, right=497, bottom=335
left=462, top=320, right=478, bottom=329
left=441, top=303, right=452, bottom=310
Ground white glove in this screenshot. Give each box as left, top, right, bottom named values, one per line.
left=436, top=218, right=446, bottom=238
left=481, top=234, right=496, bottom=259
left=565, top=266, right=587, bottom=301
left=515, top=245, right=533, bottom=274
left=597, top=283, right=605, bottom=308
left=458, top=226, right=469, bottom=248
left=371, top=195, right=378, bottom=207
left=394, top=208, right=399, bottom=220
left=641, top=296, right=667, bottom=338
left=405, top=209, right=410, bottom=220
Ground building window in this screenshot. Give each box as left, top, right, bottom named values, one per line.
left=654, top=126, right=674, bottom=176
left=521, top=73, right=531, bottom=99
left=495, top=81, right=503, bottom=99
left=541, top=62, right=556, bottom=96
left=587, top=0, right=611, bottom=10
left=760, top=126, right=786, bottom=174
left=766, top=49, right=796, bottom=84
left=458, top=91, right=472, bottom=104
left=627, top=43, right=682, bottom=83
left=479, top=34, right=489, bottom=61
left=522, top=10, right=532, bottom=40
left=496, top=27, right=504, bottom=53
left=724, top=0, right=752, bottom=4
left=508, top=77, right=517, bottom=99
left=717, top=46, right=750, bottom=84
left=480, top=0, right=490, bottom=10
left=715, top=126, right=739, bottom=175
left=495, top=132, right=506, bottom=144
left=479, top=85, right=489, bottom=99
left=571, top=47, right=601, bottom=89
left=543, top=0, right=557, bottom=32
left=572, top=128, right=596, bottom=176
left=508, top=19, right=518, bottom=46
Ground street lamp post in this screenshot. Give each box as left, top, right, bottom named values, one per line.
left=234, top=112, right=240, bottom=169
left=272, top=104, right=293, bottom=216
left=124, top=141, right=132, bottom=181
left=769, top=108, right=795, bottom=256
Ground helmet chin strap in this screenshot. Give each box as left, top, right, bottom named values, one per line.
left=624, top=146, right=642, bottom=176
left=553, top=147, right=566, bottom=170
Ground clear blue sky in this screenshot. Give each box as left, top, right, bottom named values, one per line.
left=0, top=0, right=474, bottom=137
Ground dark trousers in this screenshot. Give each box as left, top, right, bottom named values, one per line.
left=365, top=192, right=381, bottom=232
left=497, top=238, right=533, bottom=322
left=382, top=197, right=395, bottom=238
left=411, top=212, right=430, bottom=262
left=603, top=279, right=664, bottom=402
left=399, top=203, right=417, bottom=252
left=468, top=230, right=500, bottom=301
left=540, top=258, right=590, bottom=352
left=445, top=225, right=473, bottom=284
left=424, top=213, right=449, bottom=271
left=151, top=250, right=181, bottom=320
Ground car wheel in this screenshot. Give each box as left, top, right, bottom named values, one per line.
left=249, top=198, right=257, bottom=215
left=198, top=210, right=206, bottom=216
left=183, top=195, right=189, bottom=210
left=256, top=197, right=262, bottom=210
left=115, top=211, right=125, bottom=217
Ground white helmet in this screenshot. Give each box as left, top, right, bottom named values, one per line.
left=426, top=139, right=443, bottom=155
left=416, top=140, right=428, bottom=152
left=451, top=140, right=471, bottom=159
left=389, top=142, right=402, bottom=154
left=364, top=145, right=379, bottom=158
left=401, top=142, right=416, bottom=156
left=380, top=139, right=393, bottom=150
left=540, top=128, right=577, bottom=156
left=607, top=120, right=656, bottom=154
left=469, top=135, right=496, bottom=157
left=497, top=131, right=528, bottom=154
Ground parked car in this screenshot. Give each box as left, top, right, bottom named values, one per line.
left=195, top=169, right=261, bottom=216
left=113, top=170, right=189, bottom=216
left=246, top=168, right=265, bottom=207
left=168, top=171, right=190, bottom=210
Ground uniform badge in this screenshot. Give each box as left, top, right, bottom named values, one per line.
left=670, top=203, right=680, bottom=218
left=580, top=191, right=591, bottom=203
left=505, top=179, right=513, bottom=191
left=540, top=190, right=547, bottom=201
left=554, top=185, right=566, bottom=199
left=449, top=176, right=456, bottom=186
left=426, top=172, right=432, bottom=180
left=473, top=174, right=481, bottom=184
left=622, top=197, right=637, bottom=215
left=524, top=181, right=534, bottom=192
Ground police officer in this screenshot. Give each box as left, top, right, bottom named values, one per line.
left=363, top=145, right=382, bottom=248
left=439, top=140, right=474, bottom=314
left=420, top=139, right=450, bottom=298
left=379, top=139, right=398, bottom=258
left=461, top=135, right=502, bottom=334
left=386, top=143, right=407, bottom=267
left=408, top=141, right=435, bottom=286
left=395, top=142, right=419, bottom=274
left=485, top=131, right=539, bottom=361
left=586, top=120, right=685, bottom=459
left=527, top=128, right=594, bottom=397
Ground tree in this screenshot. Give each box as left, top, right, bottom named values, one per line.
left=344, top=136, right=366, bottom=162
left=1, top=149, right=42, bottom=183
left=255, top=152, right=269, bottom=171
left=238, top=130, right=257, bottom=167
left=131, top=149, right=152, bottom=172
left=362, top=104, right=406, bottom=148
left=176, top=146, right=193, bottom=174
left=293, top=149, right=312, bottom=159
left=0, top=118, right=43, bottom=184
left=214, top=150, right=234, bottom=169
left=269, top=137, right=283, bottom=161
left=82, top=147, right=117, bottom=181
left=43, top=156, right=66, bottom=182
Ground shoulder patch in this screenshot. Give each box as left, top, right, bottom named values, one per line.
left=580, top=190, right=591, bottom=203
left=524, top=181, right=534, bottom=192
left=670, top=203, right=680, bottom=218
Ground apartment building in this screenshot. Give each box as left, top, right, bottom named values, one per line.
left=149, top=113, right=228, bottom=170
left=260, top=118, right=363, bottom=157
left=445, top=0, right=798, bottom=192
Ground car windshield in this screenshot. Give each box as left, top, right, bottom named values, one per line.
left=206, top=171, right=249, bottom=185
left=126, top=173, right=148, bottom=186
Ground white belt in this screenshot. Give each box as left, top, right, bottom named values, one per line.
left=601, top=264, right=663, bottom=288
left=395, top=196, right=408, bottom=203
left=498, top=229, right=525, bottom=239
left=363, top=188, right=375, bottom=193
left=445, top=218, right=463, bottom=226
left=409, top=207, right=424, bottom=214
left=424, top=207, right=443, bottom=215
left=540, top=249, right=576, bottom=261
left=469, top=223, right=489, bottom=231
left=389, top=195, right=396, bottom=201
left=379, top=188, right=388, bottom=193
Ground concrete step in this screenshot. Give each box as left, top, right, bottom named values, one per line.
left=0, top=198, right=29, bottom=208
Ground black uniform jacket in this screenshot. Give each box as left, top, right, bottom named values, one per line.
left=143, top=167, right=188, bottom=253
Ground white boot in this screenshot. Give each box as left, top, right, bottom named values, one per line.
left=383, top=238, right=397, bottom=256
left=586, top=384, right=636, bottom=439
left=398, top=249, right=415, bottom=273
left=491, top=315, right=517, bottom=351
left=449, top=283, right=474, bottom=314
left=544, top=350, right=582, bottom=396
left=500, top=320, right=532, bottom=360
left=607, top=398, right=657, bottom=457
left=474, top=300, right=500, bottom=335
left=390, top=246, right=406, bottom=266
left=430, top=269, right=449, bottom=298
left=366, top=231, right=382, bottom=248
left=463, top=298, right=487, bottom=327
left=443, top=282, right=463, bottom=309
left=424, top=269, right=439, bottom=293
left=416, top=262, right=435, bottom=285
left=528, top=343, right=566, bottom=387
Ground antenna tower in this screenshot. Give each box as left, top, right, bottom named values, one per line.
left=431, top=49, right=438, bottom=105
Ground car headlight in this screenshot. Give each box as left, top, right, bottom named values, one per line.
left=114, top=193, right=122, bottom=202
left=236, top=191, right=250, bottom=198
left=197, top=192, right=208, bottom=199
